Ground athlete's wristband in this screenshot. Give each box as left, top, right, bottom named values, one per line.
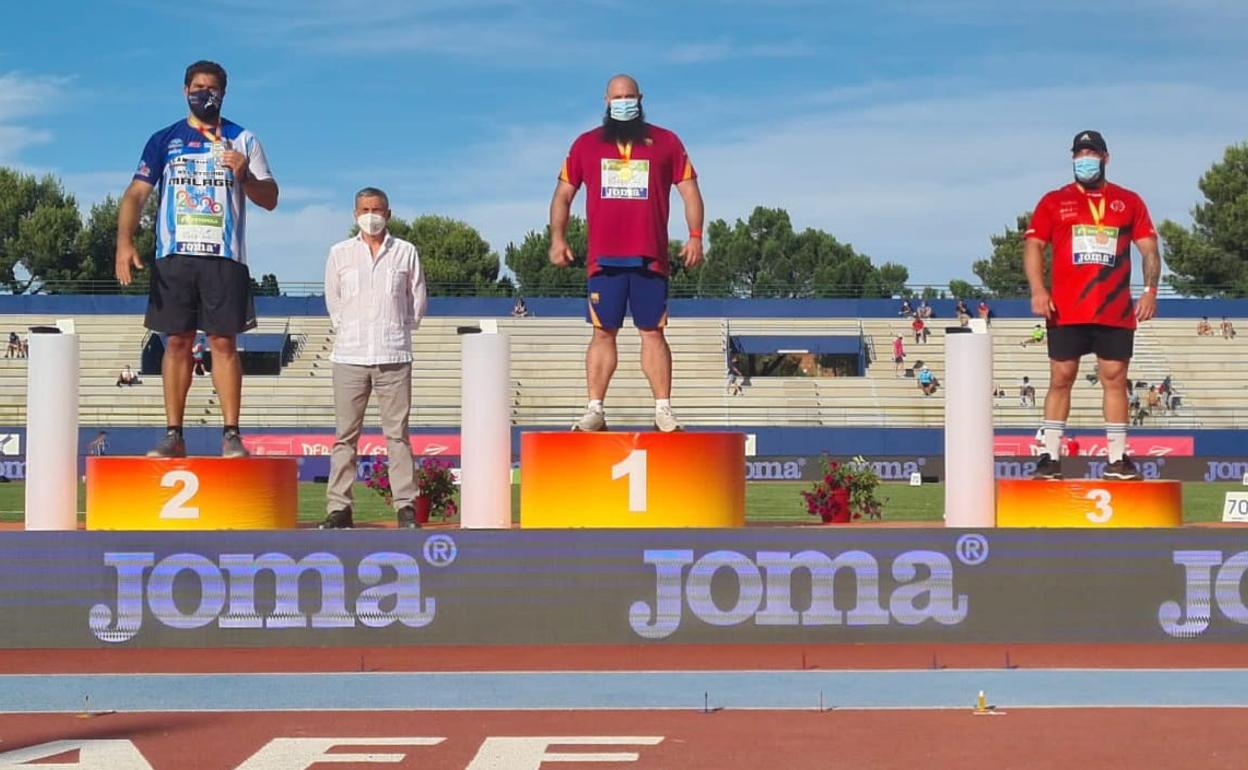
left=1142, top=285, right=1156, bottom=294
left=688, top=230, right=703, bottom=239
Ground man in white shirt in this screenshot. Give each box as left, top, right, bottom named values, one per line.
left=321, top=187, right=428, bottom=528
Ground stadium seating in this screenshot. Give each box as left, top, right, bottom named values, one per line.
left=1, top=312, right=1243, bottom=429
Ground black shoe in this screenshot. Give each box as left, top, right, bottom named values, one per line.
left=396, top=505, right=421, bottom=529
left=146, top=430, right=187, bottom=458
left=1033, top=453, right=1063, bottom=480
left=1102, top=456, right=1143, bottom=481
left=318, top=509, right=354, bottom=529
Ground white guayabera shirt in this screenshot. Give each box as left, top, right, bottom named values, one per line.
left=324, top=233, right=428, bottom=365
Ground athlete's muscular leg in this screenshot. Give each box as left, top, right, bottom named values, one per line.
left=162, top=331, right=196, bottom=426
left=1097, top=357, right=1130, bottom=425
left=638, top=327, right=673, bottom=400
left=1044, top=358, right=1080, bottom=423
left=207, top=334, right=243, bottom=426
left=586, top=327, right=619, bottom=401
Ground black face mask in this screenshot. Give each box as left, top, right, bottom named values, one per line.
left=187, top=89, right=223, bottom=122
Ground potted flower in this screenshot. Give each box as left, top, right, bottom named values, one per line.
left=801, top=455, right=885, bottom=523
left=414, top=457, right=458, bottom=524
left=363, top=457, right=459, bottom=524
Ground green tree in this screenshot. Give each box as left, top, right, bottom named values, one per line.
left=947, top=279, right=986, bottom=300
left=0, top=168, right=81, bottom=292
left=504, top=216, right=588, bottom=297
left=1159, top=142, right=1248, bottom=297
left=385, top=214, right=509, bottom=296
left=696, top=207, right=904, bottom=298
left=251, top=273, right=281, bottom=296
left=971, top=214, right=1031, bottom=297
left=76, top=195, right=157, bottom=294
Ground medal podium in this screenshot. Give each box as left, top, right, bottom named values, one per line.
left=86, top=457, right=298, bottom=530
left=520, top=431, right=746, bottom=528
left=996, top=478, right=1182, bottom=528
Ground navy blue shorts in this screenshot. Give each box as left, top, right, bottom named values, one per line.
left=587, top=266, right=669, bottom=330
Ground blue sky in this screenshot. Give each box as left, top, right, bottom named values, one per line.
left=3, top=0, right=1247, bottom=288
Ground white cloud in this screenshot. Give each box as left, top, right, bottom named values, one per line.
left=0, top=71, right=67, bottom=164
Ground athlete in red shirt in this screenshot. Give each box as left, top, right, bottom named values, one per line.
left=1023, top=130, right=1162, bottom=481
left=548, top=74, right=704, bottom=433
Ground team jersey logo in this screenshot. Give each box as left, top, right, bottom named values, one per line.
left=1110, top=199, right=1127, bottom=213
left=175, top=189, right=224, bottom=214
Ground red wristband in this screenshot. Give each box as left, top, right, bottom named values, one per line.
left=688, top=230, right=703, bottom=239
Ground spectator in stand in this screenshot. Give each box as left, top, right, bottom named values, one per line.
left=917, top=365, right=938, bottom=396
left=1128, top=383, right=1141, bottom=413
left=892, top=335, right=906, bottom=377
left=1146, top=385, right=1162, bottom=415
left=5, top=331, right=27, bottom=359
left=955, top=299, right=971, bottom=326
left=977, top=300, right=991, bottom=325
left=511, top=296, right=529, bottom=318
left=899, top=299, right=914, bottom=318
left=1196, top=316, right=1213, bottom=336
left=87, top=430, right=109, bottom=456
left=1063, top=434, right=1081, bottom=457
left=917, top=299, right=933, bottom=319
left=1221, top=317, right=1237, bottom=339
left=911, top=315, right=929, bottom=344
left=1021, top=324, right=1046, bottom=347
left=726, top=354, right=745, bottom=396
left=192, top=341, right=206, bottom=376
left=1020, top=376, right=1036, bottom=406
left=116, top=365, right=142, bottom=387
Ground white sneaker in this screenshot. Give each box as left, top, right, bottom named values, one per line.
left=572, top=408, right=607, bottom=432
left=654, top=404, right=682, bottom=433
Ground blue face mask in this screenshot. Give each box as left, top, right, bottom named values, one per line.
left=1073, top=156, right=1103, bottom=183
left=609, top=97, right=640, bottom=122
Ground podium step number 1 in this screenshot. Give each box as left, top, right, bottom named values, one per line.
left=520, top=432, right=745, bottom=528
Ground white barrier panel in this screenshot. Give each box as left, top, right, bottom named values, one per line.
left=25, top=332, right=79, bottom=531
left=460, top=332, right=512, bottom=529
left=944, top=327, right=995, bottom=527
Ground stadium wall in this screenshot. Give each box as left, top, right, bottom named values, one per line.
left=1, top=426, right=1244, bottom=460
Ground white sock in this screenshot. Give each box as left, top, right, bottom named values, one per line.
left=587, top=399, right=604, bottom=413
left=1106, top=424, right=1127, bottom=463
left=655, top=399, right=671, bottom=411
left=1042, top=421, right=1065, bottom=458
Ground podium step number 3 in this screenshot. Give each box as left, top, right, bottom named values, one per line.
left=520, top=432, right=746, bottom=528
left=86, top=457, right=298, bottom=530
left=996, top=478, right=1182, bottom=528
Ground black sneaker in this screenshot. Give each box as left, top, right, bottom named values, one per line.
left=146, top=430, right=187, bottom=458
left=1032, top=453, right=1063, bottom=480
left=318, top=509, right=354, bottom=529
left=1102, top=456, right=1143, bottom=481
left=396, top=505, right=421, bottom=529
left=222, top=430, right=249, bottom=459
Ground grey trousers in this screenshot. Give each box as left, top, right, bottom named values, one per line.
left=327, top=361, right=416, bottom=513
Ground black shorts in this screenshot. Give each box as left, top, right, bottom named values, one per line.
left=1047, top=324, right=1134, bottom=362
left=145, top=255, right=257, bottom=336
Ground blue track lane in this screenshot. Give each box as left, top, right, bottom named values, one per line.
left=1, top=670, right=1246, bottom=712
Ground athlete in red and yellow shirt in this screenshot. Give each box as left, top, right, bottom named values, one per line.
left=1023, top=130, right=1163, bottom=481
left=549, top=74, right=705, bottom=433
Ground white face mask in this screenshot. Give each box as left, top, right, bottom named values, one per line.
left=356, top=212, right=387, bottom=236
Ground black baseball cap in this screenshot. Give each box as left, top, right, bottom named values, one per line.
left=1071, top=130, right=1108, bottom=154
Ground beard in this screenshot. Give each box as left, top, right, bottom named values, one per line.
left=601, top=106, right=648, bottom=145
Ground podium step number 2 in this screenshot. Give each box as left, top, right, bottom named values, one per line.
left=86, top=457, right=298, bottom=530
left=520, top=432, right=746, bottom=528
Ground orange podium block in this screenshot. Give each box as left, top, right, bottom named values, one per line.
left=996, top=478, right=1182, bottom=528
left=86, top=457, right=298, bottom=530
left=520, top=431, right=745, bottom=528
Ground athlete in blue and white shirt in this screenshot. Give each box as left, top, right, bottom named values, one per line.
left=115, top=60, right=279, bottom=459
